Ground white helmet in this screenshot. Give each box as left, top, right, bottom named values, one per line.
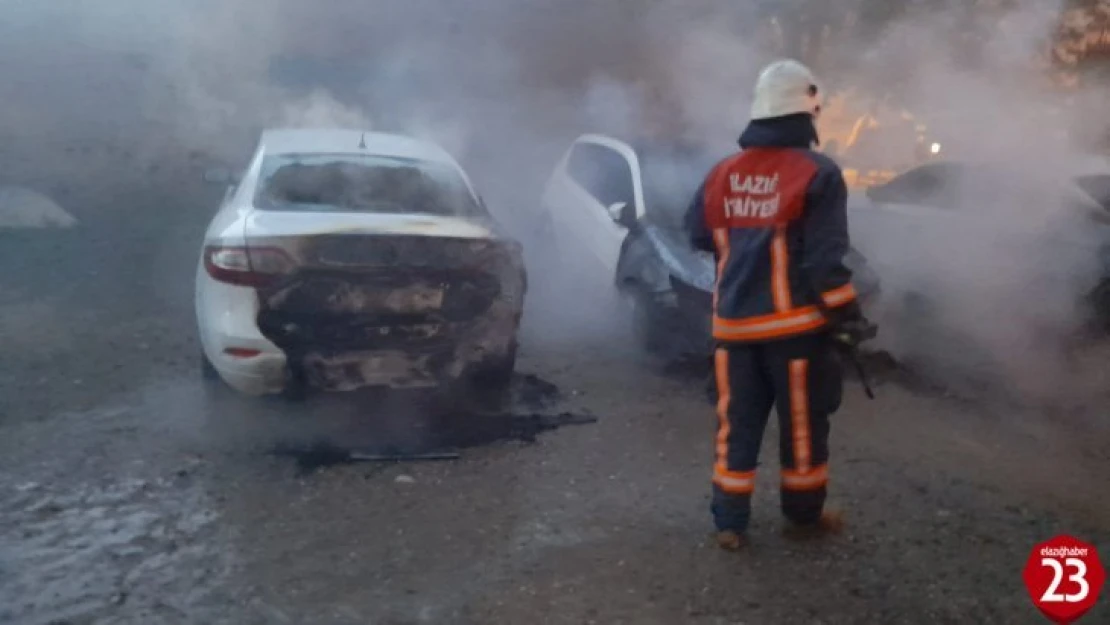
left=750, top=59, right=824, bottom=121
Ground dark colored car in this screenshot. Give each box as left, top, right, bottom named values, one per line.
left=853, top=158, right=1110, bottom=329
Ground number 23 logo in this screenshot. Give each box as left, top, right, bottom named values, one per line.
left=1041, top=557, right=1090, bottom=603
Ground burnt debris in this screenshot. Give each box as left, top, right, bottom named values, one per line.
left=515, top=373, right=563, bottom=409
left=269, top=442, right=461, bottom=472
left=269, top=411, right=597, bottom=474
left=263, top=373, right=595, bottom=474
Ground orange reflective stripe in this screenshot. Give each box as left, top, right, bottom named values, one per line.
left=714, top=347, right=731, bottom=474
left=771, top=226, right=792, bottom=312
left=713, top=349, right=756, bottom=495
left=713, top=467, right=756, bottom=494
left=714, top=307, right=824, bottom=328
left=712, top=228, right=730, bottom=310
left=789, top=359, right=811, bottom=472
left=713, top=308, right=827, bottom=341
left=713, top=228, right=730, bottom=256
left=782, top=465, right=828, bottom=491
left=822, top=283, right=857, bottom=307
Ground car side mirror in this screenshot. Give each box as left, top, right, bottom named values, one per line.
left=607, top=201, right=634, bottom=228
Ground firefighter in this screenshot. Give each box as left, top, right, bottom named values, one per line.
left=684, top=59, right=876, bottom=550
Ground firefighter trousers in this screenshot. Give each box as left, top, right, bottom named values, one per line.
left=710, top=332, right=843, bottom=533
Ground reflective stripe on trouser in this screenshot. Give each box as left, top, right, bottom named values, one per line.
left=711, top=334, right=841, bottom=532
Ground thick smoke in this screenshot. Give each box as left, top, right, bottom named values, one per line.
left=4, top=0, right=1110, bottom=402
left=825, top=0, right=1110, bottom=401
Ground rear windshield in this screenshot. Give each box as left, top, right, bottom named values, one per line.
left=253, top=153, right=484, bottom=217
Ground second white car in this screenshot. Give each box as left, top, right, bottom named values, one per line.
left=537, top=133, right=882, bottom=357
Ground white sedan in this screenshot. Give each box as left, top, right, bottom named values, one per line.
left=195, top=128, right=527, bottom=398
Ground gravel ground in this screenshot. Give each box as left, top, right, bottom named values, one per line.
left=2, top=8, right=1109, bottom=623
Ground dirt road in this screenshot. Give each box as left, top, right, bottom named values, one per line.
left=1, top=8, right=1109, bottom=622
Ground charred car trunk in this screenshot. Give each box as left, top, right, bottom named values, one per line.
left=252, top=234, right=525, bottom=393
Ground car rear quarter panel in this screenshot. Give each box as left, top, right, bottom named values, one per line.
left=195, top=195, right=276, bottom=371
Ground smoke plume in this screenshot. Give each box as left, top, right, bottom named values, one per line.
left=4, top=0, right=1110, bottom=404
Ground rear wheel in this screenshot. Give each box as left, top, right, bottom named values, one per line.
left=473, top=340, right=518, bottom=389
left=464, top=339, right=519, bottom=409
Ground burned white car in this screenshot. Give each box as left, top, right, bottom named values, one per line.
left=540, top=134, right=882, bottom=357
left=195, top=129, right=526, bottom=398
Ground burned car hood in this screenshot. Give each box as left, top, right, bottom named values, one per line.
left=640, top=223, right=881, bottom=300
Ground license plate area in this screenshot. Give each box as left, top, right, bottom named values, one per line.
left=358, top=322, right=445, bottom=342
left=276, top=278, right=447, bottom=315
left=377, top=285, right=445, bottom=312
left=302, top=351, right=441, bottom=390
left=261, top=268, right=499, bottom=326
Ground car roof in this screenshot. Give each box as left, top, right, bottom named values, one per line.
left=259, top=128, right=455, bottom=164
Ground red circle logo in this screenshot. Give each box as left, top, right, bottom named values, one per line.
left=1023, top=535, right=1106, bottom=623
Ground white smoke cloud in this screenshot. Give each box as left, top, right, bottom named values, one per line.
left=277, top=90, right=371, bottom=130
left=4, top=0, right=1110, bottom=401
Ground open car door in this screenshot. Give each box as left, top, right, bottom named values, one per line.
left=539, top=135, right=644, bottom=277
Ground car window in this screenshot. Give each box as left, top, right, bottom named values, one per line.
left=253, top=153, right=484, bottom=217
left=638, top=146, right=723, bottom=232
left=566, top=142, right=636, bottom=209
left=866, top=162, right=966, bottom=208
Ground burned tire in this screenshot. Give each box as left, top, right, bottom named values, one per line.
left=464, top=339, right=519, bottom=408
left=472, top=350, right=516, bottom=390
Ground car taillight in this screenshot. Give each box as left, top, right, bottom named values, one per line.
left=203, top=246, right=294, bottom=287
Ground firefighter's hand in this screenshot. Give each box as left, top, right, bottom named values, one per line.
left=832, top=317, right=878, bottom=349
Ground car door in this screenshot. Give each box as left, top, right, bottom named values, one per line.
left=541, top=136, right=642, bottom=275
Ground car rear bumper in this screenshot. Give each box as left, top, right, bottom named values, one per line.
left=197, top=275, right=290, bottom=395
left=297, top=316, right=519, bottom=392
left=208, top=311, right=519, bottom=395
left=214, top=352, right=288, bottom=395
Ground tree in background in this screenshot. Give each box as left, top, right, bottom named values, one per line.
left=1048, top=0, right=1110, bottom=152
left=1053, top=0, right=1110, bottom=86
